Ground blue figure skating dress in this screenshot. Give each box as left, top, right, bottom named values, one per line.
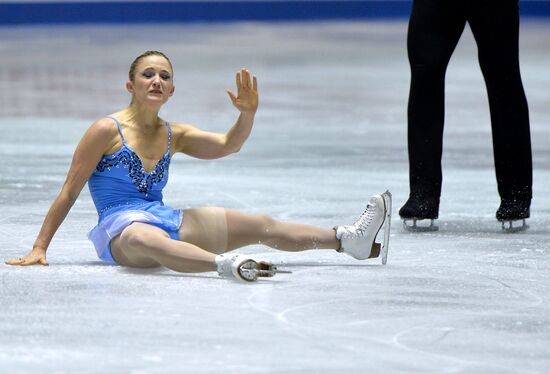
left=87, top=116, right=182, bottom=264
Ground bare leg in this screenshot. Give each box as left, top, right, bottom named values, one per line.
left=224, top=209, right=339, bottom=252
left=110, top=222, right=216, bottom=272
left=110, top=208, right=340, bottom=275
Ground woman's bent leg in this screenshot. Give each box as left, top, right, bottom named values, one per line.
left=111, top=222, right=216, bottom=272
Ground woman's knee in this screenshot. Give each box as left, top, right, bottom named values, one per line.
left=111, top=224, right=166, bottom=268
left=119, top=223, right=168, bottom=251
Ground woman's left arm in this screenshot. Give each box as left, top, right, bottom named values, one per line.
left=175, top=69, right=258, bottom=159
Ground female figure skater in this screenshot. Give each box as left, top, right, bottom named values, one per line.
left=6, top=51, right=391, bottom=281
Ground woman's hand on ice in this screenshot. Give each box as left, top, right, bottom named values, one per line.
left=6, top=247, right=49, bottom=266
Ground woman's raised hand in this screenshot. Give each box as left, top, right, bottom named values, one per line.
left=5, top=247, right=49, bottom=266
left=227, top=68, right=258, bottom=115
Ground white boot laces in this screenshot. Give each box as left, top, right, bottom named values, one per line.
left=354, top=203, right=376, bottom=235
left=337, top=203, right=378, bottom=242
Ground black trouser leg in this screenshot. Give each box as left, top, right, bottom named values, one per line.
left=406, top=0, right=466, bottom=200
left=467, top=0, right=532, bottom=204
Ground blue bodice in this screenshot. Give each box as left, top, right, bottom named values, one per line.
left=87, top=116, right=172, bottom=219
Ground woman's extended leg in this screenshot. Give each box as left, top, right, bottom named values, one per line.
left=222, top=191, right=391, bottom=262
left=224, top=209, right=340, bottom=252
left=110, top=222, right=217, bottom=272
left=178, top=207, right=339, bottom=254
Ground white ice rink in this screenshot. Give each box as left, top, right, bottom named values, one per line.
left=1, top=21, right=549, bottom=373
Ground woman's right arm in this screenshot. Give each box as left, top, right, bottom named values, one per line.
left=5, top=119, right=117, bottom=266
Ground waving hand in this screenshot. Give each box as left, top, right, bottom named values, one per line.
left=227, top=68, right=258, bottom=114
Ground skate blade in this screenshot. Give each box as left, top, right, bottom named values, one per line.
left=402, top=218, right=438, bottom=232
left=380, top=190, right=392, bottom=265
left=500, top=219, right=529, bottom=233
left=259, top=267, right=292, bottom=276
left=238, top=262, right=292, bottom=282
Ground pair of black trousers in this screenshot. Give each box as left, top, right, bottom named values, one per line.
left=406, top=0, right=532, bottom=202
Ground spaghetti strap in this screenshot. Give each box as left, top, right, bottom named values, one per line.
left=165, top=121, right=171, bottom=152
left=106, top=116, right=126, bottom=145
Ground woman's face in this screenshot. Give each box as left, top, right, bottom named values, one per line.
left=127, top=55, right=175, bottom=108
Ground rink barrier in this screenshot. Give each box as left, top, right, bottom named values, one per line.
left=1, top=1, right=550, bottom=25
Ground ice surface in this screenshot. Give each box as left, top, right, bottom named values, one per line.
left=1, top=22, right=549, bottom=373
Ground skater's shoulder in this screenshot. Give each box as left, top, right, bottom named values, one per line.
left=89, top=118, right=121, bottom=134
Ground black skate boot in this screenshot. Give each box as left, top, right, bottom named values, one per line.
left=496, top=198, right=530, bottom=233
left=399, top=195, right=439, bottom=232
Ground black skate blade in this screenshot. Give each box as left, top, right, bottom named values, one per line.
left=402, top=218, right=438, bottom=232
left=500, top=219, right=529, bottom=233
left=380, top=190, right=392, bottom=265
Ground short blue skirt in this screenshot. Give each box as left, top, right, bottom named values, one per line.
left=88, top=201, right=183, bottom=265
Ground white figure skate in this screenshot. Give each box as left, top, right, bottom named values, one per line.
left=335, top=190, right=392, bottom=265
left=215, top=254, right=291, bottom=282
